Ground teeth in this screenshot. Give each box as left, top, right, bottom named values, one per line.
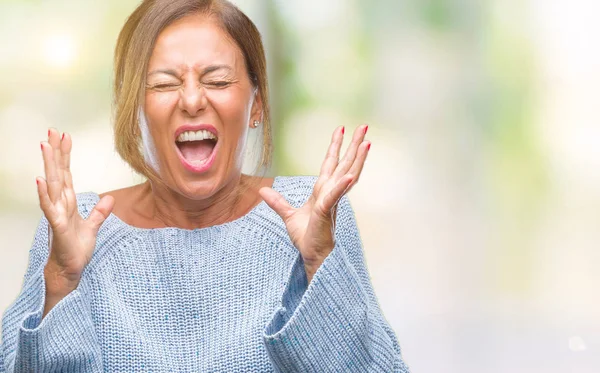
left=177, top=130, right=217, bottom=142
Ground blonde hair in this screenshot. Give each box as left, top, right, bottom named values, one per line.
left=113, top=0, right=272, bottom=185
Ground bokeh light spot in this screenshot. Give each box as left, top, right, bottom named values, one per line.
left=43, top=33, right=77, bottom=68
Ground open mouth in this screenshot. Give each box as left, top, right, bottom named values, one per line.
left=175, top=129, right=218, bottom=166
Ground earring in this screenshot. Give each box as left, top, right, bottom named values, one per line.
left=252, top=120, right=261, bottom=128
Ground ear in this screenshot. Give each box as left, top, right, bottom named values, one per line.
left=250, top=88, right=263, bottom=125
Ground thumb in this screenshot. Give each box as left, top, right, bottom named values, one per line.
left=259, top=187, right=294, bottom=221
left=86, top=195, right=115, bottom=234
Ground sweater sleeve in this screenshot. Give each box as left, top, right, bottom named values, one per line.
left=1, top=203, right=104, bottom=372
left=263, top=195, right=410, bottom=372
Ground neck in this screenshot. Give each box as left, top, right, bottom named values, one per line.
left=141, top=174, right=255, bottom=230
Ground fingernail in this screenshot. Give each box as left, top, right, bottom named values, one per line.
left=61, top=133, right=65, bottom=140
left=48, top=130, right=50, bottom=138
left=342, top=127, right=345, bottom=135
left=36, top=179, right=39, bottom=186
left=40, top=143, right=44, bottom=151
left=367, top=142, right=372, bottom=151
left=364, top=125, right=369, bottom=135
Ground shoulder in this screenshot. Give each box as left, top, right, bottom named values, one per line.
left=73, top=192, right=101, bottom=218
left=273, top=174, right=359, bottom=238
left=274, top=175, right=355, bottom=211
left=273, top=175, right=319, bottom=207
left=25, top=191, right=103, bottom=280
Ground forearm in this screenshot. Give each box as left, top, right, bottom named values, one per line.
left=303, top=248, right=330, bottom=283
left=264, top=244, right=409, bottom=372
left=42, top=261, right=80, bottom=319
left=2, top=192, right=107, bottom=372
left=3, top=267, right=103, bottom=372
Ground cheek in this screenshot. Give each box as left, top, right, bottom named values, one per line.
left=212, top=93, right=249, bottom=138
left=145, top=92, right=178, bottom=121
left=207, top=91, right=251, bottom=166
left=145, top=92, right=179, bottom=139
left=209, top=90, right=253, bottom=130
left=143, top=93, right=179, bottom=159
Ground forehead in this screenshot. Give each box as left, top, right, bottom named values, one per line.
left=149, top=13, right=243, bottom=71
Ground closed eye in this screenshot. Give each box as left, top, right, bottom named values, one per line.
left=147, top=83, right=179, bottom=90
left=205, top=81, right=231, bottom=88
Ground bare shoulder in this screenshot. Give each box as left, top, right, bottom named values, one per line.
left=258, top=176, right=275, bottom=189
left=99, top=184, right=145, bottom=201
left=98, top=183, right=148, bottom=219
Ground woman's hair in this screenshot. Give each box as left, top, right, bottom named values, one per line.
left=113, top=0, right=272, bottom=185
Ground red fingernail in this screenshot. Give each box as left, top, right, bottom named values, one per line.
left=342, top=127, right=345, bottom=135
left=368, top=142, right=372, bottom=151
left=364, top=125, right=369, bottom=135
left=48, top=130, right=50, bottom=138
left=36, top=179, right=39, bottom=186
left=40, top=143, right=43, bottom=151
left=62, top=133, right=65, bottom=140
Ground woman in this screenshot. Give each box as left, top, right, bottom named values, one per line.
left=1, top=0, right=409, bottom=372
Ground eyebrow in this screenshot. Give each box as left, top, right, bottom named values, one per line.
left=147, top=64, right=233, bottom=77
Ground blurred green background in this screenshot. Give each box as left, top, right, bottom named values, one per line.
left=1, top=0, right=599, bottom=371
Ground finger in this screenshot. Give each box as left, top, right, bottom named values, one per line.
left=36, top=177, right=58, bottom=223
left=320, top=174, right=354, bottom=214
left=41, top=141, right=61, bottom=202
left=60, top=132, right=74, bottom=189
left=86, top=195, right=115, bottom=234
left=345, top=140, right=371, bottom=192
left=259, top=187, right=295, bottom=221
left=314, top=126, right=345, bottom=197
left=48, top=128, right=64, bottom=186
left=332, top=124, right=368, bottom=179
left=319, top=126, right=345, bottom=179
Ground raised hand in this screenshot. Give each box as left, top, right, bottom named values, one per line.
left=37, top=128, right=115, bottom=300
left=260, top=125, right=370, bottom=282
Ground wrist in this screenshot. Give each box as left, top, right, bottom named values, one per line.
left=44, top=262, right=80, bottom=296
left=304, top=265, right=316, bottom=283
left=303, top=256, right=325, bottom=283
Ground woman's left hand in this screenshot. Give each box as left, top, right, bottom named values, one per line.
left=260, top=124, right=370, bottom=282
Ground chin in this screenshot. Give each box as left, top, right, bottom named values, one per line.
left=174, top=176, right=222, bottom=200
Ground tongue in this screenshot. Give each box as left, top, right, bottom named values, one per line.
left=178, top=140, right=215, bottom=163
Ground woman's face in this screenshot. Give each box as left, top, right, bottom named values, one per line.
left=143, top=13, right=261, bottom=199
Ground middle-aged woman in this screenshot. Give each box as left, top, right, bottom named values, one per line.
left=1, top=0, right=410, bottom=372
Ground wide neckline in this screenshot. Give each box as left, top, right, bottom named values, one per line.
left=93, top=176, right=283, bottom=234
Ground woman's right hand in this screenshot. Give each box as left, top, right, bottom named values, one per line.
left=37, top=128, right=115, bottom=294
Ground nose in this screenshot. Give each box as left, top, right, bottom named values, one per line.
left=178, top=80, right=207, bottom=116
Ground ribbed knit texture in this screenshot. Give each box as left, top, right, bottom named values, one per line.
left=1, top=175, right=409, bottom=372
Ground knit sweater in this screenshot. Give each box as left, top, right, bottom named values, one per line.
left=1, top=175, right=410, bottom=372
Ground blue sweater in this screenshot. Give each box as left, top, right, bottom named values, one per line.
left=1, top=176, right=409, bottom=372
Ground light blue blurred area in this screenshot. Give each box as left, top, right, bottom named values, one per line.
left=1, top=0, right=599, bottom=372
